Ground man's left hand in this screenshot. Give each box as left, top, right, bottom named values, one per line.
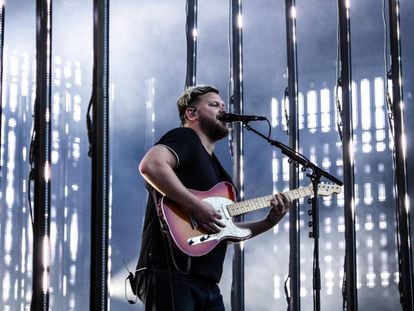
left=267, top=193, right=292, bottom=226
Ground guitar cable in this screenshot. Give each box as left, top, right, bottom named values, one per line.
left=122, top=257, right=150, bottom=305
left=284, top=273, right=290, bottom=310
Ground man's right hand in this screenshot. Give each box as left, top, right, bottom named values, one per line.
left=192, top=200, right=226, bottom=234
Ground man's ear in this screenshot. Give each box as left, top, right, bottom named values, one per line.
left=185, top=108, right=197, bottom=121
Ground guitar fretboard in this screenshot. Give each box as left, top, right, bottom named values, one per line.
left=226, top=185, right=313, bottom=217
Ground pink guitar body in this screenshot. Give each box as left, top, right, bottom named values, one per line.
left=160, top=181, right=252, bottom=257
left=160, top=181, right=342, bottom=257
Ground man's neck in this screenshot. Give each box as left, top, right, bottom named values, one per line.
left=185, top=125, right=215, bottom=155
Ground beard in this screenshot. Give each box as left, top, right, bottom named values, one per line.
left=198, top=114, right=229, bottom=142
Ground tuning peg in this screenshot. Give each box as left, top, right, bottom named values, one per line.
left=309, top=232, right=314, bottom=238
left=308, top=209, right=312, bottom=216
left=307, top=198, right=312, bottom=204
left=308, top=221, right=313, bottom=227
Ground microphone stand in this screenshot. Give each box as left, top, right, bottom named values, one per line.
left=242, top=121, right=343, bottom=310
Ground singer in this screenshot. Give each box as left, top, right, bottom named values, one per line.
left=133, top=85, right=291, bottom=310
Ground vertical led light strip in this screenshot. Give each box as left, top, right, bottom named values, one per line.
left=0, top=15, right=7, bottom=309
left=89, top=0, right=110, bottom=310
left=144, top=78, right=155, bottom=149
left=229, top=0, right=245, bottom=310
left=0, top=0, right=4, bottom=156
left=283, top=0, right=300, bottom=309
left=337, top=0, right=358, bottom=310
left=90, top=0, right=111, bottom=308
left=31, top=0, right=53, bottom=310
left=387, top=1, right=414, bottom=309
left=185, top=0, right=197, bottom=88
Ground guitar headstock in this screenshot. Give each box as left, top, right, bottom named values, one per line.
left=317, top=183, right=343, bottom=196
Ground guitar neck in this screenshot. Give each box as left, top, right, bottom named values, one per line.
left=226, top=185, right=313, bottom=217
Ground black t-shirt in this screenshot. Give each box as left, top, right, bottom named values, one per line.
left=137, top=127, right=233, bottom=283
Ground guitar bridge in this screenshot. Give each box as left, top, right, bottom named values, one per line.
left=187, top=234, right=217, bottom=246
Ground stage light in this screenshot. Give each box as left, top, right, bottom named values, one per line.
left=273, top=275, right=281, bottom=299
left=405, top=193, right=410, bottom=213
left=324, top=217, right=332, bottom=234
left=307, top=90, right=317, bottom=133
left=272, top=152, right=279, bottom=195
left=290, top=6, right=297, bottom=44
left=337, top=216, right=345, bottom=233
left=239, top=153, right=245, bottom=198
left=42, top=236, right=51, bottom=294
left=349, top=81, right=357, bottom=130
left=282, top=156, right=289, bottom=182
left=300, top=272, right=308, bottom=297
left=44, top=161, right=51, bottom=182
left=360, top=79, right=371, bottom=130
left=70, top=213, right=79, bottom=261
left=322, top=156, right=331, bottom=170
left=378, top=214, right=387, bottom=231
left=192, top=27, right=197, bottom=38
left=237, top=13, right=243, bottom=29
left=400, top=128, right=407, bottom=159
left=364, top=182, right=374, bottom=205
left=6, top=129, right=16, bottom=206
left=2, top=272, right=10, bottom=301
left=271, top=97, right=278, bottom=128
left=299, top=92, right=304, bottom=130
left=378, top=183, right=386, bottom=202
left=320, top=88, right=330, bottom=132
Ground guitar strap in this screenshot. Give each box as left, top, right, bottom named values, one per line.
left=147, top=184, right=191, bottom=275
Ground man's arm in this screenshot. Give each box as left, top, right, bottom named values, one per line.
left=139, top=145, right=224, bottom=233
left=237, top=193, right=291, bottom=238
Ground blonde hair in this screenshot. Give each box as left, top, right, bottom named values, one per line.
left=177, top=85, right=219, bottom=125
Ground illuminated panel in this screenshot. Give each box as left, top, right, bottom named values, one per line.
left=269, top=76, right=400, bottom=306
left=320, top=88, right=331, bottom=132
left=352, top=81, right=358, bottom=131
left=282, top=156, right=289, bottom=183
left=271, top=97, right=279, bottom=128
left=307, top=90, right=317, bottom=133
left=1, top=49, right=89, bottom=310
left=374, top=78, right=386, bottom=152
left=273, top=275, right=281, bottom=299
left=298, top=92, right=304, bottom=130
left=360, top=79, right=372, bottom=153
left=271, top=150, right=279, bottom=195
left=145, top=78, right=156, bottom=148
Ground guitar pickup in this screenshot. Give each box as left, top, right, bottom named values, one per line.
left=187, top=234, right=217, bottom=246
left=189, top=214, right=198, bottom=229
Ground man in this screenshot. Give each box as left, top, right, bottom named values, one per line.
left=134, top=85, right=291, bottom=310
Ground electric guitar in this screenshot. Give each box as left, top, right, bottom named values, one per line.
left=161, top=181, right=342, bottom=257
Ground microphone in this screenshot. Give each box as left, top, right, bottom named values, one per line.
left=217, top=113, right=266, bottom=123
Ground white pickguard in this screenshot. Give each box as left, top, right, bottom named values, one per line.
left=187, top=196, right=252, bottom=246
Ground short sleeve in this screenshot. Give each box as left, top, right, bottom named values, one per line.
left=156, top=128, right=199, bottom=168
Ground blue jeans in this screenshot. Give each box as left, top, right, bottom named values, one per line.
left=144, top=270, right=225, bottom=311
